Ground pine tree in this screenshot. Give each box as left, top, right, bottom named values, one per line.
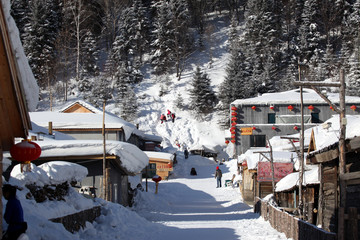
left=81, top=31, right=100, bottom=77
left=189, top=66, right=217, bottom=114
left=89, top=76, right=112, bottom=108
left=119, top=88, right=138, bottom=122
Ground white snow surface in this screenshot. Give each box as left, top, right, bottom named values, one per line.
left=1, top=0, right=38, bottom=111
left=275, top=166, right=319, bottom=192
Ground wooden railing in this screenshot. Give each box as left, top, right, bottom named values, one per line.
left=254, top=198, right=336, bottom=240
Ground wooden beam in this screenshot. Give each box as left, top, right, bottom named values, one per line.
left=293, top=81, right=341, bottom=87
left=339, top=172, right=360, bottom=181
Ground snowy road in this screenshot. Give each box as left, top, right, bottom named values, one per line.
left=135, top=154, right=290, bottom=240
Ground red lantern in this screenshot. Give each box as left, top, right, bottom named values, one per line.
left=225, top=140, right=229, bottom=145
left=251, top=106, right=256, bottom=110
left=288, top=105, right=294, bottom=111
left=231, top=112, right=237, bottom=116
left=308, top=105, right=314, bottom=111
left=269, top=105, right=274, bottom=110
left=252, top=126, right=256, bottom=130
left=272, top=126, right=276, bottom=130
left=231, top=134, right=236, bottom=139
left=231, top=117, right=237, bottom=121
left=231, top=122, right=237, bottom=126
left=293, top=126, right=299, bottom=130
left=10, top=140, right=41, bottom=163
left=10, top=140, right=41, bottom=172
left=230, top=130, right=235, bottom=135
left=330, top=106, right=334, bottom=111
left=152, top=175, right=162, bottom=194
left=242, top=161, right=247, bottom=167
left=231, top=139, right=236, bottom=143
left=231, top=106, right=237, bottom=111
left=350, top=105, right=357, bottom=111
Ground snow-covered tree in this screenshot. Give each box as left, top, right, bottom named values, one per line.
left=189, top=66, right=217, bottom=114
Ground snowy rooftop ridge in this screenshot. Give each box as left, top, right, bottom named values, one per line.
left=231, top=88, right=360, bottom=106
left=275, top=166, right=319, bottom=192
left=59, top=100, right=104, bottom=114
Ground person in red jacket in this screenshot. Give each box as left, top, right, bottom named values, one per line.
left=167, top=109, right=171, bottom=118
left=160, top=114, right=167, bottom=124
left=170, top=113, right=176, bottom=123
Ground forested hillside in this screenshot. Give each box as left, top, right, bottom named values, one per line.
left=10, top=0, right=360, bottom=124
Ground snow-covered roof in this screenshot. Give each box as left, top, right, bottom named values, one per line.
left=238, top=149, right=298, bottom=170
left=9, top=161, right=88, bottom=187
left=189, top=144, right=217, bottom=153
left=29, top=112, right=137, bottom=141
left=29, top=122, right=75, bottom=140
left=275, top=166, right=319, bottom=192
left=59, top=100, right=104, bottom=114
left=231, top=88, right=360, bottom=106
left=35, top=140, right=148, bottom=173
left=1, top=0, right=38, bottom=111
left=142, top=133, right=163, bottom=143
left=309, top=114, right=360, bottom=153
left=144, top=151, right=174, bottom=161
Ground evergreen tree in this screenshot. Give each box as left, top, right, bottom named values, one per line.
left=189, top=66, right=217, bottom=114
left=89, top=76, right=112, bottom=108
left=119, top=88, right=138, bottom=122
left=81, top=31, right=100, bottom=77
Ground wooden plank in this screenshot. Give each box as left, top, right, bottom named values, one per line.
left=348, top=208, right=358, bottom=240
left=310, top=148, right=339, bottom=163
left=338, top=207, right=345, bottom=240
left=340, top=172, right=360, bottom=181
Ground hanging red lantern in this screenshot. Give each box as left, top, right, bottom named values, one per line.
left=231, top=106, right=237, bottom=111
left=231, top=122, right=237, bottom=126
left=231, top=117, right=237, bottom=121
left=225, top=140, right=229, bottom=145
left=251, top=106, right=256, bottom=110
left=230, top=126, right=236, bottom=131
left=242, top=161, right=247, bottom=167
left=252, top=126, right=256, bottom=130
left=231, top=134, right=236, bottom=139
left=10, top=140, right=41, bottom=163
left=231, top=139, right=236, bottom=143
left=288, top=105, right=294, bottom=111
left=10, top=140, right=41, bottom=172
left=293, top=126, right=299, bottom=130
left=272, top=126, right=276, bottom=130
left=308, top=105, right=314, bottom=111
left=231, top=112, right=237, bottom=116
left=330, top=106, right=334, bottom=111
left=350, top=105, right=357, bottom=111
left=230, top=130, right=235, bottom=135
left=269, top=105, right=274, bottom=110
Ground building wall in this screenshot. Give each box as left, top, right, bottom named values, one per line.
left=57, top=130, right=122, bottom=141
left=232, top=103, right=359, bottom=154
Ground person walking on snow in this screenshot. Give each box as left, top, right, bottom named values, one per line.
left=167, top=109, right=171, bottom=118
left=170, top=113, right=176, bottom=123
left=160, top=114, right=167, bottom=124
left=215, top=166, right=222, bottom=188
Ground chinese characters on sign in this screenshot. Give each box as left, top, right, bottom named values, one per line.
left=257, top=162, right=293, bottom=182
left=241, top=127, right=253, bottom=135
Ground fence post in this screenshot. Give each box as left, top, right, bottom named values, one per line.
left=348, top=207, right=358, bottom=240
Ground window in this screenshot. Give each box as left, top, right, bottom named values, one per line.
left=250, top=135, right=266, bottom=147
left=276, top=115, right=311, bottom=124
left=268, top=113, right=275, bottom=123
left=311, top=113, right=321, bottom=123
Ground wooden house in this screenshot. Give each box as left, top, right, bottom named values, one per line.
left=306, top=115, right=360, bottom=239
left=0, top=1, right=39, bottom=237
left=144, top=151, right=175, bottom=180
left=238, top=148, right=295, bottom=205
left=28, top=140, right=149, bottom=207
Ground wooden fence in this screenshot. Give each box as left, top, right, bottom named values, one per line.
left=254, top=198, right=336, bottom=240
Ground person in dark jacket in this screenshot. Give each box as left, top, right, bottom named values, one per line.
left=190, top=168, right=197, bottom=176
left=170, top=113, right=176, bottom=123
left=2, top=184, right=27, bottom=240
left=214, top=166, right=222, bottom=188
left=184, top=149, right=189, bottom=159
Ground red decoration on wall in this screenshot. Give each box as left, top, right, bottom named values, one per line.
left=231, top=112, right=237, bottom=116
left=330, top=106, right=334, bottom=111
left=231, top=139, right=236, bottom=143
left=308, top=105, right=314, bottom=111
left=252, top=126, right=256, bottom=130
left=231, top=122, right=237, bottom=126
left=231, top=106, right=237, bottom=111
left=231, top=117, right=237, bottom=121
left=350, top=105, right=357, bottom=111
left=287, top=105, right=294, bottom=111
left=230, top=126, right=236, bottom=131
left=225, top=140, right=229, bottom=145
left=272, top=126, right=276, bottom=130
left=269, top=105, right=274, bottom=110
left=251, top=106, right=256, bottom=110
left=293, top=126, right=299, bottom=130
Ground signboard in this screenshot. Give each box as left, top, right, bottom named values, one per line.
left=257, top=162, right=293, bottom=182
left=241, top=127, right=253, bottom=135
left=157, top=163, right=173, bottom=172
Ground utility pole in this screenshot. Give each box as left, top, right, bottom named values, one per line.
left=102, top=101, right=107, bottom=201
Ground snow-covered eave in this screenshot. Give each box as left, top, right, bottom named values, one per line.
left=29, top=140, right=149, bottom=174
left=275, top=166, right=319, bottom=192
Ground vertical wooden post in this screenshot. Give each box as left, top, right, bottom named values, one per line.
left=102, top=101, right=107, bottom=200
left=348, top=207, right=358, bottom=240
left=299, top=86, right=305, bottom=219
left=338, top=69, right=346, bottom=240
